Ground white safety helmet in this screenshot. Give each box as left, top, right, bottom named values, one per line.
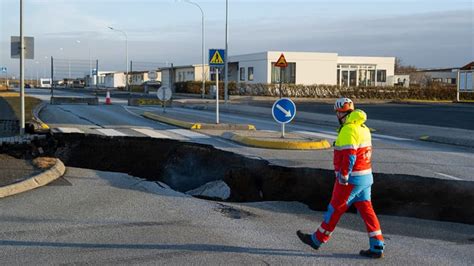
left=334, top=97, right=354, bottom=113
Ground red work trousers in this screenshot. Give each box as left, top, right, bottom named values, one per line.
left=314, top=181, right=384, bottom=247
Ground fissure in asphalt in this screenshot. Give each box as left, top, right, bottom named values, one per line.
left=1, top=133, right=473, bottom=225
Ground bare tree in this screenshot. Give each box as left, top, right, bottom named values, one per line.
left=395, top=57, right=418, bottom=75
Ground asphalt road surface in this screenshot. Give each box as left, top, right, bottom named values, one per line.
left=35, top=98, right=474, bottom=182
left=247, top=101, right=474, bottom=130
left=0, top=167, right=472, bottom=264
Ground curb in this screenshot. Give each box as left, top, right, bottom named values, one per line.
left=0, top=158, right=66, bottom=198
left=143, top=112, right=256, bottom=130
left=31, top=102, right=50, bottom=132
left=143, top=112, right=201, bottom=129
left=227, top=132, right=331, bottom=150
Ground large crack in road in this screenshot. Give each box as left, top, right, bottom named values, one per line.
left=2, top=133, right=473, bottom=225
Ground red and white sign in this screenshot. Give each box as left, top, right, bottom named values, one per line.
left=275, top=53, right=288, bottom=68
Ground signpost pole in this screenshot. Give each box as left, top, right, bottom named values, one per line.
left=162, top=88, right=166, bottom=113
left=272, top=97, right=295, bottom=140
left=456, top=70, right=460, bottom=102
left=51, top=56, right=54, bottom=99
left=279, top=67, right=282, bottom=99
left=19, top=0, right=25, bottom=135
left=216, top=68, right=219, bottom=124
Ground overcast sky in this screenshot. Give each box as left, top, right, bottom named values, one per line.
left=1, top=0, right=473, bottom=77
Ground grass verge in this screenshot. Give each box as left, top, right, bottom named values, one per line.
left=0, top=91, right=42, bottom=121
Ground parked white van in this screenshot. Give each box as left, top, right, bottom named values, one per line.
left=40, top=78, right=52, bottom=88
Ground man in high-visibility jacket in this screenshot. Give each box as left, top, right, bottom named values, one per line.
left=297, top=97, right=385, bottom=259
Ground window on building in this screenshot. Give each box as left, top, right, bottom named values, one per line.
left=248, top=67, right=254, bottom=81
left=377, top=70, right=387, bottom=82
left=240, top=67, right=245, bottom=81
left=271, top=63, right=296, bottom=84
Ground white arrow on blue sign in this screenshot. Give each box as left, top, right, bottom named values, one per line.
left=272, top=98, right=296, bottom=124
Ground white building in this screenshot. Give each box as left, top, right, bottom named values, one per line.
left=160, top=64, right=210, bottom=89
left=228, top=51, right=396, bottom=86
left=86, top=71, right=113, bottom=87
left=104, top=72, right=126, bottom=88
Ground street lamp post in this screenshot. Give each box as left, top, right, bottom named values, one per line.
left=183, top=0, right=206, bottom=98
left=76, top=39, right=92, bottom=87
left=19, top=0, right=25, bottom=135
left=224, top=0, right=229, bottom=103
left=108, top=26, right=129, bottom=93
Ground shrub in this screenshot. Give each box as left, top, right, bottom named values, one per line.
left=172, top=81, right=474, bottom=101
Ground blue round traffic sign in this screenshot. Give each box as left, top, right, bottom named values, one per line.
left=272, top=98, right=296, bottom=124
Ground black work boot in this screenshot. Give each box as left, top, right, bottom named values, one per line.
left=359, top=249, right=384, bottom=259
left=296, top=230, right=320, bottom=250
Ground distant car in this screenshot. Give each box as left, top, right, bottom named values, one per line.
left=72, top=80, right=85, bottom=88
left=24, top=84, right=31, bottom=88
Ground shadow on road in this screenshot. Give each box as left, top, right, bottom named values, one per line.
left=0, top=240, right=350, bottom=258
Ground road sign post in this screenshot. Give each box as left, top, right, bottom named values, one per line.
left=216, top=69, right=219, bottom=123
left=272, top=98, right=296, bottom=138
left=209, top=49, right=225, bottom=124
left=157, top=86, right=172, bottom=113
left=275, top=53, right=288, bottom=99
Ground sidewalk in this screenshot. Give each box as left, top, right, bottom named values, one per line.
left=142, top=108, right=330, bottom=150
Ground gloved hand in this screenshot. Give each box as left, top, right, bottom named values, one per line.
left=336, top=172, right=349, bottom=186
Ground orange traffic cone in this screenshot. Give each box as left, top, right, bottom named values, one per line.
left=105, top=90, right=112, bottom=105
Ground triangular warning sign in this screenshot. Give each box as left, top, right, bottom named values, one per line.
left=210, top=50, right=224, bottom=64
left=275, top=53, right=288, bottom=68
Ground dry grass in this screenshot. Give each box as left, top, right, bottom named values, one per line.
left=32, top=157, right=57, bottom=170
left=0, top=92, right=42, bottom=121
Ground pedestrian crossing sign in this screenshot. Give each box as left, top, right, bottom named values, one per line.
left=209, top=49, right=225, bottom=66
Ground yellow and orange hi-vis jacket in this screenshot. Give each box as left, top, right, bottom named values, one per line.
left=333, top=109, right=373, bottom=186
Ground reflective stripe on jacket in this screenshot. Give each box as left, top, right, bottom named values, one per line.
left=334, top=109, right=373, bottom=185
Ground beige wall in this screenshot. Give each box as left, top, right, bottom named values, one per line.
left=229, top=52, right=395, bottom=86
left=229, top=52, right=268, bottom=83
left=230, top=51, right=339, bottom=85
left=267, top=51, right=338, bottom=85
left=193, top=64, right=210, bottom=81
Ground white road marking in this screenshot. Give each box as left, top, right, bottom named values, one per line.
left=132, top=128, right=171, bottom=139
left=372, top=133, right=413, bottom=141
left=167, top=129, right=210, bottom=139
left=123, top=106, right=146, bottom=119
left=294, top=130, right=337, bottom=140
left=434, top=172, right=462, bottom=181
left=55, top=127, right=84, bottom=133
left=96, top=128, right=127, bottom=137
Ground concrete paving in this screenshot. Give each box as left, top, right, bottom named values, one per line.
left=0, top=167, right=472, bottom=264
